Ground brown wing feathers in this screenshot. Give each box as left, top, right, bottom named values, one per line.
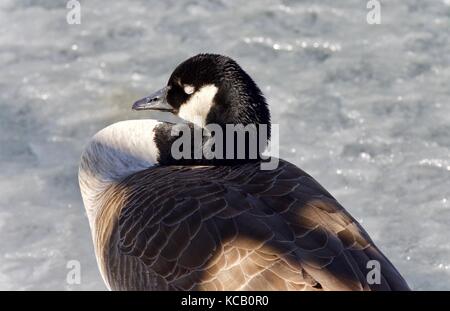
left=96, top=159, right=409, bottom=290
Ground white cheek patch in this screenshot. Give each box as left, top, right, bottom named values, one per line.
left=178, top=84, right=218, bottom=127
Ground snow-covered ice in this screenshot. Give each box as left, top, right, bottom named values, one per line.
left=0, top=0, right=449, bottom=290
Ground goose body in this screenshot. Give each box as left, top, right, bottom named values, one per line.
left=79, top=54, right=410, bottom=290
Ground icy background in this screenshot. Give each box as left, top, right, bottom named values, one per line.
left=0, top=0, right=449, bottom=290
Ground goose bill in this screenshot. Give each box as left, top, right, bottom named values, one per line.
left=132, top=86, right=173, bottom=112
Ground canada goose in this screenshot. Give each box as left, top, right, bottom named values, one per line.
left=79, top=54, right=410, bottom=290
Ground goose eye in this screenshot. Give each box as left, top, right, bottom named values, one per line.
left=183, top=85, right=195, bottom=95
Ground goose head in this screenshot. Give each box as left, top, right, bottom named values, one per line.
left=132, top=53, right=271, bottom=138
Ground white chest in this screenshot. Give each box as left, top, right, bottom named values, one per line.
left=78, top=119, right=162, bottom=228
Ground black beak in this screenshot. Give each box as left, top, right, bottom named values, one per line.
left=132, top=86, right=174, bottom=112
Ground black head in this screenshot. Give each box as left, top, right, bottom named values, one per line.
left=133, top=54, right=271, bottom=137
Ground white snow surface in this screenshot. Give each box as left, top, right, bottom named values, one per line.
left=0, top=0, right=449, bottom=290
